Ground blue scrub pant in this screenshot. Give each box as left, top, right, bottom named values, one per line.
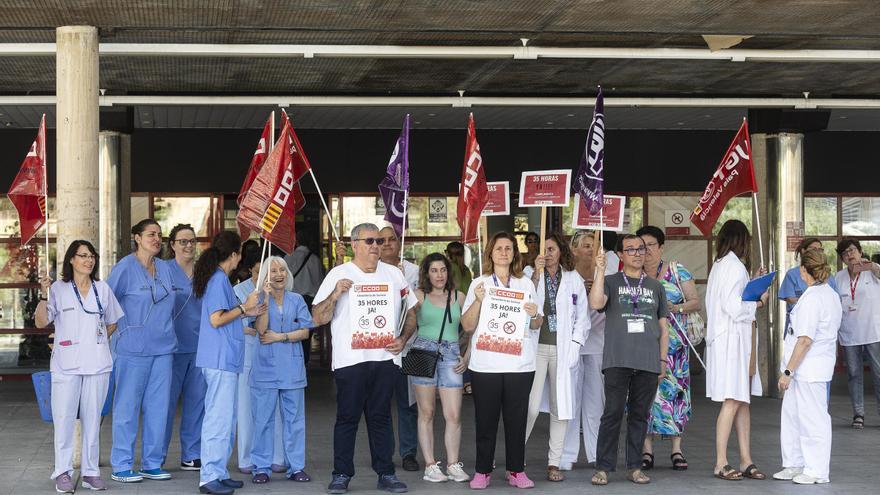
left=163, top=352, right=206, bottom=463
left=111, top=354, right=173, bottom=472
left=394, top=370, right=418, bottom=459
left=250, top=387, right=306, bottom=476
left=200, top=368, right=238, bottom=486
left=237, top=337, right=285, bottom=469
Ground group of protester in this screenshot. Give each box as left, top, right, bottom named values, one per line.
left=38, top=216, right=880, bottom=493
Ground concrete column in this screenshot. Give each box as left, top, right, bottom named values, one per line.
left=98, top=131, right=131, bottom=279
left=56, top=25, right=99, bottom=269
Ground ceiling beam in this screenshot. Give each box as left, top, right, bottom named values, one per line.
left=2, top=43, right=880, bottom=63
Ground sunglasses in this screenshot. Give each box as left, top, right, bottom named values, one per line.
left=353, top=237, right=386, bottom=246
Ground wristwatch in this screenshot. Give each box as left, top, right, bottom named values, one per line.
left=783, top=369, right=792, bottom=377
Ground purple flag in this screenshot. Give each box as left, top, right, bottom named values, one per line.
left=379, top=114, right=411, bottom=236
left=573, top=88, right=605, bottom=215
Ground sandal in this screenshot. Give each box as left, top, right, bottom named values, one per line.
left=463, top=383, right=472, bottom=395
left=640, top=452, right=654, bottom=471
left=671, top=452, right=688, bottom=471
left=627, top=469, right=650, bottom=484
left=742, top=464, right=766, bottom=480
left=591, top=471, right=609, bottom=486
left=547, top=466, right=564, bottom=482
left=714, top=465, right=743, bottom=481
left=853, top=415, right=865, bottom=429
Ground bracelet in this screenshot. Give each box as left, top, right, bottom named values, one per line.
left=39, top=296, right=47, bottom=301
left=238, top=304, right=246, bottom=315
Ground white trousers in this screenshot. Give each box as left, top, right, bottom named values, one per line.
left=781, top=379, right=832, bottom=481
left=526, top=344, right=568, bottom=466
left=51, top=372, right=110, bottom=479
left=562, top=354, right=604, bottom=465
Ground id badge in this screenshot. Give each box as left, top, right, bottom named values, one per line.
left=96, top=320, right=107, bottom=344
left=627, top=319, right=646, bottom=334
left=849, top=304, right=858, bottom=312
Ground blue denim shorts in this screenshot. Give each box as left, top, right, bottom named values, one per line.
left=408, top=337, right=463, bottom=388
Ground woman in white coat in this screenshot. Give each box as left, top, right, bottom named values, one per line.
left=524, top=232, right=590, bottom=482
left=773, top=249, right=842, bottom=485
left=705, top=219, right=770, bottom=481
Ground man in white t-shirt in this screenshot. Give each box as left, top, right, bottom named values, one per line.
left=312, top=223, right=418, bottom=494
left=377, top=226, right=420, bottom=472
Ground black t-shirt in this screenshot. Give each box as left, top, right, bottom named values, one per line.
left=601, top=272, right=669, bottom=373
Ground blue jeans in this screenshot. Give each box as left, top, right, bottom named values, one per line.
left=409, top=338, right=464, bottom=388
left=395, top=367, right=418, bottom=458
left=843, top=342, right=880, bottom=417
left=200, top=368, right=238, bottom=485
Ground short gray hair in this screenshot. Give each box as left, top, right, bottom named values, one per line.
left=351, top=223, right=379, bottom=241
left=257, top=256, right=294, bottom=292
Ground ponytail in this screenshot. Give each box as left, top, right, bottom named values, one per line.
left=193, top=231, right=242, bottom=298
left=801, top=248, right=831, bottom=284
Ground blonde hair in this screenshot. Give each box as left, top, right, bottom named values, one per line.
left=801, top=249, right=831, bottom=284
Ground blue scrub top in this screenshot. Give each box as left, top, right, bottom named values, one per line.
left=779, top=265, right=840, bottom=329
left=107, top=254, right=177, bottom=356
left=233, top=278, right=257, bottom=330
left=249, top=291, right=313, bottom=390
left=196, top=269, right=245, bottom=373
left=169, top=259, right=202, bottom=354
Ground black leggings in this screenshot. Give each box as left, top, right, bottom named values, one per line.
left=470, top=370, right=535, bottom=474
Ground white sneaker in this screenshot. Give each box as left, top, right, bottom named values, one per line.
left=792, top=473, right=829, bottom=485
left=423, top=462, right=448, bottom=483
left=772, top=467, right=803, bottom=480
left=446, top=462, right=470, bottom=482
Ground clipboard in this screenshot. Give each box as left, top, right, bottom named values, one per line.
left=742, top=271, right=777, bottom=301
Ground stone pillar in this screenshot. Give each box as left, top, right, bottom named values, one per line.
left=98, top=132, right=131, bottom=279
left=56, top=25, right=99, bottom=469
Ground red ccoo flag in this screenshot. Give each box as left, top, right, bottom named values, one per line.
left=690, top=120, right=758, bottom=236
left=7, top=115, right=47, bottom=245
left=237, top=115, right=272, bottom=207
left=457, top=113, right=488, bottom=243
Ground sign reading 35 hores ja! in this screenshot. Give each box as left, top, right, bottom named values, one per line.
left=476, top=287, right=527, bottom=356
left=348, top=283, right=396, bottom=350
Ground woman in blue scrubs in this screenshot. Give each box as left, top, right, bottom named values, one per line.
left=250, top=256, right=313, bottom=484
left=162, top=224, right=206, bottom=471
left=108, top=219, right=177, bottom=483
left=194, top=231, right=266, bottom=495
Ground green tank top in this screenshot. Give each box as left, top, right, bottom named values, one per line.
left=416, top=293, right=461, bottom=342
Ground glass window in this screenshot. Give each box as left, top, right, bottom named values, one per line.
left=805, top=197, right=837, bottom=236
left=341, top=196, right=386, bottom=235
left=341, top=195, right=460, bottom=237
left=0, top=243, right=57, bottom=284
left=712, top=197, right=753, bottom=235
left=820, top=240, right=839, bottom=269
left=842, top=197, right=880, bottom=236
left=153, top=196, right=212, bottom=237
left=0, top=197, right=57, bottom=238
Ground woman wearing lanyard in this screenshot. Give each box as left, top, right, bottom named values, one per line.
left=412, top=253, right=470, bottom=484
left=250, top=256, right=314, bottom=484
left=194, top=231, right=266, bottom=495
left=161, top=224, right=206, bottom=471
left=705, top=220, right=769, bottom=481
left=834, top=238, right=880, bottom=429
left=36, top=241, right=124, bottom=493
left=525, top=232, right=589, bottom=482
left=773, top=249, right=842, bottom=485
left=107, top=219, right=177, bottom=483
left=461, top=232, right=542, bottom=490
left=233, top=243, right=286, bottom=474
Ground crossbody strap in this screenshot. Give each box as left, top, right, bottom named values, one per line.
left=436, top=290, right=452, bottom=344
left=292, top=251, right=314, bottom=278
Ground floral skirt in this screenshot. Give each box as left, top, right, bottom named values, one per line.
left=647, top=342, right=691, bottom=436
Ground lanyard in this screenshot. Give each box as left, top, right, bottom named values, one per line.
left=492, top=273, right=510, bottom=288
left=850, top=272, right=861, bottom=303
left=71, top=281, right=104, bottom=318
left=544, top=268, right=560, bottom=318
left=621, top=271, right=646, bottom=315
left=656, top=260, right=664, bottom=279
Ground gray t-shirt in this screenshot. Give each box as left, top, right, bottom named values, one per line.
left=600, top=272, right=669, bottom=373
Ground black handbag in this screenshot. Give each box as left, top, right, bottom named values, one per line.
left=401, top=290, right=452, bottom=378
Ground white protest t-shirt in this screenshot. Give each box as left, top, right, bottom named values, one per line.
left=835, top=268, right=880, bottom=346
left=313, top=261, right=418, bottom=370
left=463, top=274, right=541, bottom=373
left=402, top=259, right=419, bottom=291
left=784, top=284, right=842, bottom=382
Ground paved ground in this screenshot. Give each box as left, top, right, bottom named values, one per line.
left=1, top=369, right=878, bottom=495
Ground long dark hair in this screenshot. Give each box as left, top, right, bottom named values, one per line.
left=61, top=240, right=100, bottom=282
left=131, top=218, right=160, bottom=253
left=165, top=223, right=195, bottom=260
left=193, top=231, right=242, bottom=298
left=716, top=219, right=752, bottom=270
left=419, top=253, right=455, bottom=293
left=545, top=231, right=575, bottom=271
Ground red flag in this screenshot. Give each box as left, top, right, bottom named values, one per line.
left=457, top=114, right=488, bottom=243
left=236, top=118, right=306, bottom=254
left=690, top=120, right=758, bottom=236
left=237, top=116, right=272, bottom=207
left=7, top=115, right=47, bottom=245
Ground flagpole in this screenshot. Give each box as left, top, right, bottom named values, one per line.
left=399, top=190, right=408, bottom=265
left=476, top=221, right=484, bottom=276
left=40, top=114, right=49, bottom=278
left=752, top=192, right=765, bottom=269
left=309, top=169, right=340, bottom=243
left=256, top=111, right=276, bottom=284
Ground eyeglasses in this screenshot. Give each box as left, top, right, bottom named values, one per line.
left=74, top=253, right=96, bottom=260
left=622, top=247, right=647, bottom=256
left=174, top=239, right=197, bottom=246
left=842, top=246, right=860, bottom=256
left=151, top=277, right=170, bottom=305
left=353, top=237, right=386, bottom=246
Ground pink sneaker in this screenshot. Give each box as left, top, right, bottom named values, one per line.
left=508, top=472, right=535, bottom=489
left=469, top=473, right=491, bottom=490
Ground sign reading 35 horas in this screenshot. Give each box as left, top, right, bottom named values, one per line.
left=349, top=283, right=395, bottom=349
left=476, top=287, right=528, bottom=356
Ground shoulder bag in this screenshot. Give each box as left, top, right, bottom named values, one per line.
left=401, top=290, right=452, bottom=378
left=669, top=260, right=705, bottom=346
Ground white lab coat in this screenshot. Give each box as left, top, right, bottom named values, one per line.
left=534, top=269, right=590, bottom=421
left=705, top=252, right=759, bottom=403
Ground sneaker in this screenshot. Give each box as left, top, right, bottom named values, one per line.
left=55, top=473, right=75, bottom=493
left=469, top=473, right=491, bottom=490
left=327, top=473, right=351, bottom=494
left=199, top=479, right=234, bottom=495
left=82, top=476, right=108, bottom=491
left=772, top=467, right=803, bottom=480
left=508, top=471, right=535, bottom=489
left=252, top=473, right=270, bottom=484
left=423, top=462, right=448, bottom=483
left=377, top=474, right=408, bottom=493
left=220, top=479, right=244, bottom=488
left=792, top=473, right=829, bottom=485
left=402, top=454, right=420, bottom=472
left=447, top=462, right=471, bottom=482
left=139, top=468, right=171, bottom=480
left=271, top=464, right=289, bottom=474
left=181, top=459, right=202, bottom=471
left=111, top=470, right=143, bottom=483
